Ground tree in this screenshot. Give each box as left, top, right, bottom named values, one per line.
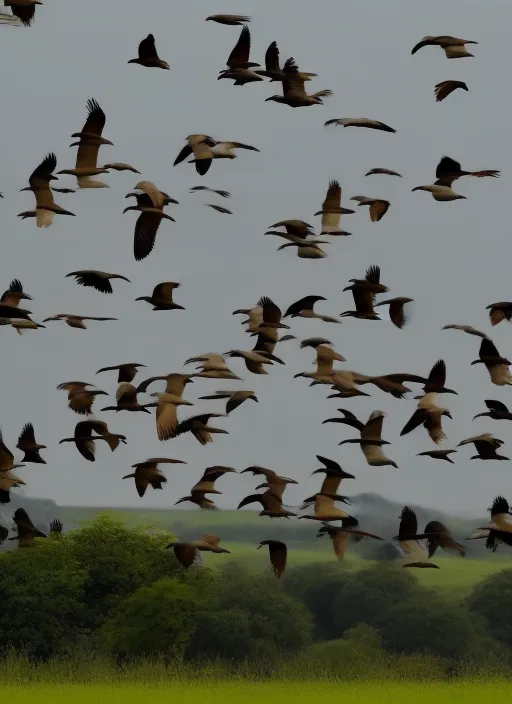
left=468, top=568, right=512, bottom=648
left=0, top=535, right=86, bottom=659
left=101, top=578, right=199, bottom=659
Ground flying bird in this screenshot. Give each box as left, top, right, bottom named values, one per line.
left=411, top=36, right=478, bottom=58
left=486, top=302, right=512, bottom=327
left=206, top=14, right=251, bottom=25
left=471, top=337, right=512, bottom=386
left=166, top=535, right=230, bottom=567
left=265, top=57, right=332, bottom=108
left=59, top=419, right=127, bottom=461
left=198, top=389, right=258, bottom=414
left=123, top=458, right=185, bottom=497
left=435, top=156, right=499, bottom=187
left=473, top=400, right=512, bottom=422
left=190, top=186, right=231, bottom=198
left=400, top=395, right=452, bottom=444
left=96, top=363, right=146, bottom=384
left=128, top=34, right=170, bottom=69
left=374, top=297, right=413, bottom=329
left=66, top=270, right=130, bottom=294
left=350, top=196, right=390, bottom=222
left=3, top=0, right=41, bottom=27
left=365, top=168, right=402, bottom=177
left=16, top=423, right=46, bottom=464
left=257, top=540, right=287, bottom=578
left=417, top=449, right=457, bottom=464
left=434, top=80, right=468, bottom=102
left=314, top=180, right=354, bottom=235
left=394, top=506, right=439, bottom=568
left=325, top=117, right=396, bottom=132
left=57, top=381, right=108, bottom=416
left=43, top=314, right=117, bottom=329
left=457, top=434, right=509, bottom=461
left=135, top=282, right=184, bottom=311
left=18, top=153, right=75, bottom=227
left=317, top=518, right=383, bottom=560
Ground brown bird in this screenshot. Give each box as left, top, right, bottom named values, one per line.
left=238, top=488, right=296, bottom=518
left=374, top=297, right=414, bottom=329
left=457, top=433, right=509, bottom=461
left=442, top=323, right=488, bottom=339
left=284, top=295, right=340, bottom=323
left=474, top=400, right=512, bottom=422
left=338, top=410, right=398, bottom=468
left=96, top=363, right=146, bottom=384
left=206, top=14, right=251, bottom=25
left=128, top=34, right=170, bottom=69
left=101, top=382, right=153, bottom=414
left=258, top=540, right=287, bottom=578
left=135, top=282, right=184, bottom=311
left=266, top=57, right=332, bottom=108
left=205, top=204, right=233, bottom=214
left=478, top=496, right=512, bottom=535
left=417, top=449, right=457, bottom=464
left=314, top=180, right=354, bottom=236
left=299, top=337, right=346, bottom=376
left=66, top=270, right=130, bottom=294
left=266, top=219, right=315, bottom=239
left=18, top=153, right=75, bottom=227
left=166, top=535, right=231, bottom=568
left=325, top=117, right=396, bottom=132
left=434, top=80, right=468, bottom=102
left=408, top=520, right=465, bottom=558
left=3, top=0, right=42, bottom=26
left=59, top=419, right=127, bottom=462
left=298, top=493, right=352, bottom=522
left=16, top=423, right=46, bottom=464
left=184, top=353, right=241, bottom=381
left=394, top=506, right=439, bottom=569
left=137, top=372, right=195, bottom=396
left=257, top=42, right=317, bottom=82
left=175, top=490, right=219, bottom=510
left=365, top=168, right=402, bottom=177
left=173, top=134, right=217, bottom=176
left=317, top=517, right=383, bottom=560
left=123, top=457, right=185, bottom=497
left=241, top=465, right=298, bottom=500
left=350, top=196, right=390, bottom=222
left=0, top=429, right=26, bottom=504
left=341, top=265, right=388, bottom=320
left=224, top=348, right=283, bottom=375
left=416, top=359, right=457, bottom=397
left=147, top=392, right=193, bottom=441
left=471, top=337, right=512, bottom=386
left=9, top=508, right=46, bottom=548
left=302, top=455, right=354, bottom=506
left=276, top=240, right=329, bottom=259
left=400, top=395, right=452, bottom=444
left=175, top=466, right=236, bottom=509
left=57, top=381, right=108, bottom=415
left=190, top=186, right=231, bottom=198
left=411, top=36, right=477, bottom=58
left=43, top=314, right=117, bottom=329
left=435, top=156, right=499, bottom=187
left=223, top=25, right=259, bottom=70
left=198, top=389, right=258, bottom=414
left=174, top=413, right=228, bottom=446
left=1, top=279, right=32, bottom=307
left=486, top=302, right=512, bottom=327
left=124, top=183, right=177, bottom=260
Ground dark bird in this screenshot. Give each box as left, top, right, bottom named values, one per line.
left=123, top=458, right=185, bottom=497
left=96, top=363, right=146, bottom=384
left=198, top=389, right=258, bottom=414
left=1, top=279, right=32, bottom=307
left=205, top=204, right=233, bottom=214
left=408, top=520, right=465, bottom=557
left=337, top=410, right=398, bottom=468
left=284, top=295, right=340, bottom=323
left=173, top=135, right=217, bottom=176
left=241, top=465, right=298, bottom=501
left=365, top=168, right=402, bottom=177
left=434, top=80, right=468, bottom=102
left=49, top=518, right=63, bottom=534
left=18, top=153, right=75, bottom=227
left=417, top=449, right=457, bottom=464
left=16, top=423, right=46, bottom=464
left=190, top=186, right=231, bottom=198
left=302, top=455, right=354, bottom=506
left=123, top=189, right=177, bottom=261
left=394, top=506, right=439, bottom=568
left=442, top=323, right=488, bottom=339
left=314, top=180, right=354, bottom=236
left=257, top=540, right=287, bottom=578
left=206, top=14, right=251, bottom=25
left=10, top=508, right=46, bottom=548
left=265, top=57, right=332, bottom=108
left=66, top=270, right=130, bottom=294
left=223, top=25, right=259, bottom=70
left=165, top=535, right=231, bottom=568
left=411, top=36, right=477, bottom=58
left=341, top=265, right=388, bottom=320
left=474, top=400, right=512, bottom=422
left=175, top=466, right=236, bottom=509
left=238, top=488, right=296, bottom=518
left=128, top=34, right=170, bottom=69
left=374, top=297, right=413, bottom=329
left=457, top=434, right=509, bottom=461
left=486, top=302, right=512, bottom=327
left=57, top=381, right=108, bottom=415
left=174, top=413, right=228, bottom=446
left=3, top=0, right=41, bottom=27
left=135, top=282, right=184, bottom=311
left=317, top=517, right=383, bottom=560
left=101, top=382, right=154, bottom=414
left=471, top=337, right=512, bottom=386
left=350, top=196, right=390, bottom=222
left=325, top=117, right=396, bottom=132
left=59, top=419, right=127, bottom=461
left=435, top=156, right=499, bottom=188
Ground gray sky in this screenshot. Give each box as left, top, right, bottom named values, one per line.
left=1, top=0, right=510, bottom=515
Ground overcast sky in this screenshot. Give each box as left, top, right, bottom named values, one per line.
left=0, top=0, right=510, bottom=516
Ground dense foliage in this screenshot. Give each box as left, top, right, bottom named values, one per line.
left=0, top=515, right=511, bottom=674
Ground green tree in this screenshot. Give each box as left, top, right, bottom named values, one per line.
left=101, top=578, right=199, bottom=659
left=468, top=568, right=512, bottom=648
left=0, top=536, right=86, bottom=659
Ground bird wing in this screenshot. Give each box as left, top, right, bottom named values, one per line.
left=133, top=211, right=163, bottom=261
left=257, top=296, right=282, bottom=325
left=480, top=337, right=501, bottom=358
left=485, top=399, right=509, bottom=412
left=388, top=300, right=407, bottom=329
left=16, top=422, right=36, bottom=450
left=398, top=506, right=418, bottom=538
left=81, top=98, right=106, bottom=138
left=362, top=413, right=384, bottom=441
left=139, top=33, right=159, bottom=60
left=267, top=541, right=287, bottom=577
left=322, top=180, right=341, bottom=210
left=369, top=200, right=389, bottom=222
left=400, top=409, right=427, bottom=436
left=227, top=25, right=251, bottom=67
left=264, top=41, right=280, bottom=72
left=156, top=400, right=179, bottom=441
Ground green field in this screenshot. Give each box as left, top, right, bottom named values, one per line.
left=3, top=682, right=512, bottom=704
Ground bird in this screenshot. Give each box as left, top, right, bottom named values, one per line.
left=314, top=180, right=354, bottom=236
left=173, top=135, right=217, bottom=176
left=123, top=458, right=185, bottom=497
left=325, top=117, right=396, bottom=132
left=486, top=302, right=512, bottom=326
left=174, top=413, right=228, bottom=446
left=434, top=81, right=468, bottom=102
left=238, top=488, right=296, bottom=518
left=205, top=204, right=233, bottom=215
left=124, top=184, right=177, bottom=261
left=66, top=270, right=130, bottom=294
left=408, top=520, right=465, bottom=557
left=0, top=428, right=26, bottom=504
left=184, top=353, right=241, bottom=381
left=18, top=153, right=76, bottom=227
left=1, top=279, right=32, bottom=307
left=43, top=314, right=117, bottom=329
left=284, top=296, right=340, bottom=323
left=394, top=506, right=439, bottom=569
left=198, top=389, right=258, bottom=414
left=417, top=449, right=457, bottom=464
left=257, top=540, right=287, bottom=578
left=365, top=168, right=402, bottom=177
left=341, top=265, right=388, bottom=320
left=265, top=57, right=332, bottom=107
left=9, top=508, right=46, bottom=548
left=256, top=41, right=317, bottom=82
left=471, top=337, right=512, bottom=386
left=350, top=196, right=390, bottom=222
left=299, top=337, right=346, bottom=376
left=302, top=455, right=354, bottom=506
left=241, top=465, right=298, bottom=500
left=473, top=400, right=512, bottom=422
left=96, top=363, right=146, bottom=384
left=298, top=493, right=352, bottom=522
left=411, top=36, right=478, bottom=58
left=317, top=518, right=383, bottom=560
left=137, top=372, right=195, bottom=396
left=458, top=433, right=509, bottom=461
left=175, top=466, right=236, bottom=509
left=128, top=34, right=170, bottom=69
left=57, top=381, right=108, bottom=416
left=166, top=535, right=231, bottom=568
left=206, top=14, right=251, bottom=25
left=101, top=382, right=154, bottom=414
left=222, top=25, right=259, bottom=70
left=442, top=324, right=488, bottom=339
left=224, top=349, right=283, bottom=375
left=3, top=0, right=42, bottom=27
left=435, top=156, right=499, bottom=187
left=374, top=297, right=414, bottom=329
left=59, top=419, right=127, bottom=462
left=49, top=518, right=63, bottom=534
left=400, top=395, right=452, bottom=444
left=190, top=186, right=231, bottom=198
left=276, top=240, right=329, bottom=259
left=135, top=282, right=184, bottom=311
left=16, top=423, right=46, bottom=464
left=147, top=392, right=193, bottom=441
left=338, top=411, right=398, bottom=468
left=411, top=184, right=466, bottom=201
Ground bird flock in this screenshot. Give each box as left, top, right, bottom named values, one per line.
left=0, top=7, right=511, bottom=576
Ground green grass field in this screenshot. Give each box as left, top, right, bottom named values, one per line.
left=3, top=682, right=512, bottom=704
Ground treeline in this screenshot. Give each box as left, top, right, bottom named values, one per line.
left=0, top=515, right=510, bottom=676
